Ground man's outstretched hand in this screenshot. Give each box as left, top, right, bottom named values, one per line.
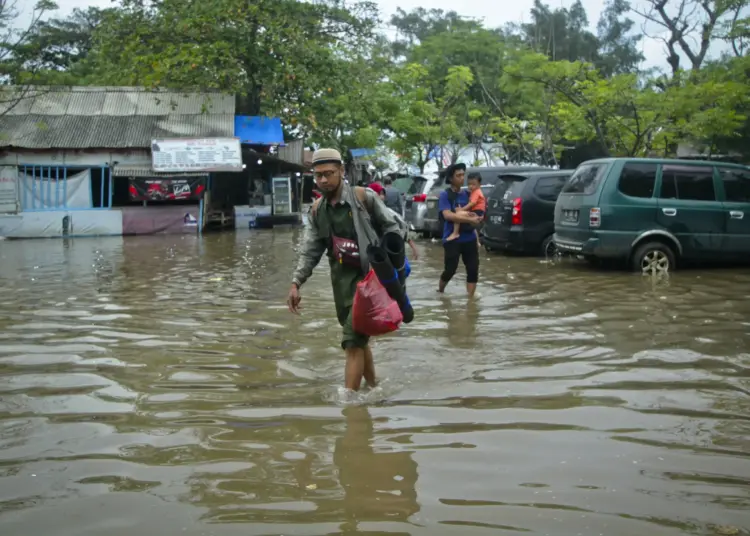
left=287, top=284, right=301, bottom=314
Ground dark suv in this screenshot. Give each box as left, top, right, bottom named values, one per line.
left=480, top=170, right=573, bottom=256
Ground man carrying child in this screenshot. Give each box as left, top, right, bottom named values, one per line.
left=437, top=164, right=482, bottom=297
left=445, top=171, right=486, bottom=242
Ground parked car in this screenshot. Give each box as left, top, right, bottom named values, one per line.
left=553, top=158, right=750, bottom=273
left=480, top=169, right=573, bottom=256
left=421, top=166, right=547, bottom=238
left=389, top=175, right=427, bottom=219
left=404, top=173, right=439, bottom=233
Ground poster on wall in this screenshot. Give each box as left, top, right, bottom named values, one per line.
left=151, top=137, right=243, bottom=172
left=0, top=166, right=19, bottom=213
left=128, top=177, right=205, bottom=201
left=121, top=206, right=200, bottom=235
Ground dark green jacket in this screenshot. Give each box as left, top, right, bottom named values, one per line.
left=292, top=183, right=403, bottom=288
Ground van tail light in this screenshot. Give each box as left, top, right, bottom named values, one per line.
left=412, top=193, right=427, bottom=203
left=589, top=207, right=601, bottom=227
left=511, top=198, right=522, bottom=225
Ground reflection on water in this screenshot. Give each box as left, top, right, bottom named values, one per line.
left=1, top=230, right=749, bottom=536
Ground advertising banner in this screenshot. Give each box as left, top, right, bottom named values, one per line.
left=128, top=177, right=205, bottom=201
left=151, top=137, right=243, bottom=172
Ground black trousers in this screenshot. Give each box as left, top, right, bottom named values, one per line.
left=441, top=239, right=479, bottom=284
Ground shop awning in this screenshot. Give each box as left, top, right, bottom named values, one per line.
left=112, top=164, right=209, bottom=178
left=350, top=148, right=376, bottom=159
left=234, top=116, right=284, bottom=145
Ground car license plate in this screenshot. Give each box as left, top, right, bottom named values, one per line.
left=490, top=215, right=502, bottom=224
left=427, top=201, right=436, bottom=208
left=563, top=210, right=578, bottom=222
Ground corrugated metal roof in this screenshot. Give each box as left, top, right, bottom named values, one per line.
left=68, top=91, right=104, bottom=115
left=102, top=92, right=137, bottom=116
left=278, top=139, right=304, bottom=165
left=112, top=163, right=208, bottom=177
left=0, top=86, right=235, bottom=149
left=0, top=114, right=235, bottom=149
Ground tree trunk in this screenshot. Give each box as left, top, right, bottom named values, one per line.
left=236, top=83, right=263, bottom=115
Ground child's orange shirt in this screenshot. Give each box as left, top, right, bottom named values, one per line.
left=469, top=188, right=486, bottom=213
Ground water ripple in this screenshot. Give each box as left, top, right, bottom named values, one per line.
left=0, top=232, right=749, bottom=535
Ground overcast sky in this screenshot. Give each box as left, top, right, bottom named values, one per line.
left=25, top=0, right=679, bottom=70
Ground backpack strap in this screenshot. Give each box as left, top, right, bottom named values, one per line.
left=354, top=186, right=373, bottom=213
left=445, top=186, right=458, bottom=207
left=309, top=197, right=323, bottom=219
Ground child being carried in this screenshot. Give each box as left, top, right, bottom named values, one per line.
left=446, top=171, right=486, bottom=241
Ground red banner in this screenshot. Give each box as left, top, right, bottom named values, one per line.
left=128, top=177, right=205, bottom=201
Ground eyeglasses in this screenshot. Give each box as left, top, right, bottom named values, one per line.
left=314, top=170, right=338, bottom=180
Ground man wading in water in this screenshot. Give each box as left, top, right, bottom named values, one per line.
left=437, top=163, right=482, bottom=297
left=287, top=149, right=403, bottom=392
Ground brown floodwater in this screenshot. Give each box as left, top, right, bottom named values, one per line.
left=0, top=230, right=749, bottom=536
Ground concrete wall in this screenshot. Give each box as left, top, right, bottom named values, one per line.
left=0, top=210, right=123, bottom=238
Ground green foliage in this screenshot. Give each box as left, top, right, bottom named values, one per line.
left=4, top=0, right=750, bottom=165
left=86, top=0, right=379, bottom=127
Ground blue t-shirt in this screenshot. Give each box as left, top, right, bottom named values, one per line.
left=438, top=189, right=476, bottom=243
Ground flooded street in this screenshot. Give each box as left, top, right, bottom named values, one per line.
left=1, top=229, right=749, bottom=536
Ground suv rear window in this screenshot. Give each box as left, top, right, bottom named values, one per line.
left=617, top=163, right=657, bottom=198
left=478, top=171, right=502, bottom=188
left=533, top=175, right=569, bottom=202
left=490, top=176, right=525, bottom=200
left=561, top=164, right=605, bottom=195
left=405, top=177, right=426, bottom=195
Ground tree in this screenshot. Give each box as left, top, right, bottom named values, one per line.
left=303, top=38, right=393, bottom=155
left=0, top=0, right=57, bottom=115
left=501, top=48, right=750, bottom=158
left=596, top=0, right=645, bottom=76
left=378, top=63, right=473, bottom=173
left=683, top=54, right=750, bottom=157
left=389, top=7, right=482, bottom=59
left=516, top=0, right=601, bottom=64
left=86, top=0, right=379, bottom=127
left=8, top=6, right=112, bottom=86
left=630, top=0, right=749, bottom=76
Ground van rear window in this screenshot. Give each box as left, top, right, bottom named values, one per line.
left=561, top=164, right=605, bottom=195
left=490, top=176, right=526, bottom=200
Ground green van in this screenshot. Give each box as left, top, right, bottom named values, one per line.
left=553, top=158, right=750, bottom=272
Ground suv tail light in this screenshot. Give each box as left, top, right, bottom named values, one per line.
left=589, top=207, right=601, bottom=227
left=412, top=193, right=427, bottom=203
left=511, top=197, right=522, bottom=225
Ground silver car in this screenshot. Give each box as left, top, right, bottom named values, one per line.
left=401, top=174, right=439, bottom=236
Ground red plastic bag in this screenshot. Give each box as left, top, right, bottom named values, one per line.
left=352, top=270, right=403, bottom=336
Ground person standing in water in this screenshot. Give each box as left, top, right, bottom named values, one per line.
left=382, top=176, right=404, bottom=217
left=437, top=163, right=482, bottom=297
left=288, top=149, right=403, bottom=392
left=446, top=171, right=486, bottom=243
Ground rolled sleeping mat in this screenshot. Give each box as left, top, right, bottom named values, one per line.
left=367, top=245, right=415, bottom=324
left=382, top=232, right=408, bottom=284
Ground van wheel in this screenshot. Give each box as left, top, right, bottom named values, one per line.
left=632, top=242, right=675, bottom=274
left=541, top=235, right=557, bottom=258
